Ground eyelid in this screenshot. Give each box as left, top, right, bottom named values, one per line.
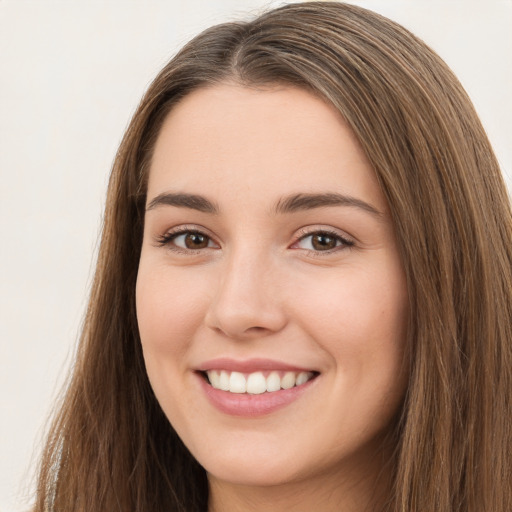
left=291, top=226, right=355, bottom=253
left=154, top=224, right=220, bottom=252
left=153, top=224, right=354, bottom=255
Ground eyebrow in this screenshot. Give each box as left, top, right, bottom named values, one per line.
left=146, top=193, right=219, bottom=214
left=273, top=192, right=382, bottom=217
left=146, top=191, right=382, bottom=217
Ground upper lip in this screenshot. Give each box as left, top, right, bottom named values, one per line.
left=196, top=358, right=316, bottom=373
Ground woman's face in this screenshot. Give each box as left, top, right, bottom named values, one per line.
left=136, top=84, right=408, bottom=490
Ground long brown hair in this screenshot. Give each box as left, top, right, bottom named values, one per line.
left=34, top=2, right=512, bottom=511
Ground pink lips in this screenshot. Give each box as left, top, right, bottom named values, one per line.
left=196, top=357, right=312, bottom=373
left=196, top=358, right=318, bottom=417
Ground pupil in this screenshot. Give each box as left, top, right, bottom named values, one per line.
left=312, top=233, right=336, bottom=250
left=185, top=233, right=208, bottom=249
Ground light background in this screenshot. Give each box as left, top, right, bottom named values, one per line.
left=0, top=1, right=510, bottom=510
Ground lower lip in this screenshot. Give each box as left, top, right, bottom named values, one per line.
left=197, top=373, right=317, bottom=417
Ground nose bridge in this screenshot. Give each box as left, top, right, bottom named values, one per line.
left=205, top=243, right=286, bottom=338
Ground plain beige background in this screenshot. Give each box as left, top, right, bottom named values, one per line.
left=1, top=1, right=510, bottom=510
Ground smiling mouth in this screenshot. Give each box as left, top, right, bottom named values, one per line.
left=202, top=370, right=318, bottom=394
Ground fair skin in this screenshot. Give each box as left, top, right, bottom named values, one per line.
left=136, top=84, right=409, bottom=512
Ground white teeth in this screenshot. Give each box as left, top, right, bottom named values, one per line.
left=280, top=371, right=296, bottom=389
left=246, top=372, right=267, bottom=394
left=208, top=370, right=221, bottom=388
left=296, top=371, right=310, bottom=386
left=219, top=370, right=230, bottom=391
left=266, top=371, right=281, bottom=392
left=205, top=369, right=315, bottom=394
left=229, top=371, right=246, bottom=393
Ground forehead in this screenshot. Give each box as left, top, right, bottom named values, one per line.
left=147, top=83, right=386, bottom=213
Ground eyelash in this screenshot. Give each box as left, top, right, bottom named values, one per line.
left=155, top=227, right=354, bottom=255
left=295, top=228, right=354, bottom=252
left=155, top=226, right=216, bottom=254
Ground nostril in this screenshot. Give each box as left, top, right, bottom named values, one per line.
left=246, top=326, right=266, bottom=333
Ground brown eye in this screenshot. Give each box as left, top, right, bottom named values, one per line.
left=159, top=230, right=216, bottom=251
left=182, top=232, right=210, bottom=249
left=293, top=230, right=353, bottom=253
left=311, top=233, right=338, bottom=251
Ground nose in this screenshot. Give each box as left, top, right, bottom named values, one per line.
left=204, top=250, right=288, bottom=340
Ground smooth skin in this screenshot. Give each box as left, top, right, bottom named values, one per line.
left=136, top=84, right=409, bottom=512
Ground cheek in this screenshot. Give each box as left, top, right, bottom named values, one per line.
left=289, top=263, right=408, bottom=396
left=293, top=265, right=407, bottom=341
left=135, top=263, right=211, bottom=415
left=136, top=262, right=210, bottom=350
left=135, top=263, right=215, bottom=408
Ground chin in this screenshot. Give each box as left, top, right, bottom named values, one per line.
left=188, top=435, right=305, bottom=487
left=204, top=458, right=302, bottom=488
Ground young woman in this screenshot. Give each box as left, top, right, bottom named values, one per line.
left=34, top=2, right=512, bottom=511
